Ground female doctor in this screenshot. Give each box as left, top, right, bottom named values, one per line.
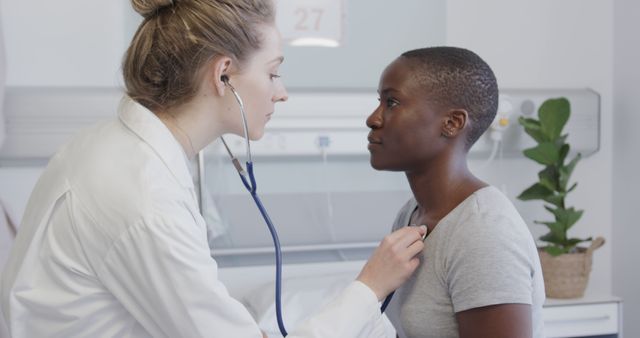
left=0, top=0, right=426, bottom=337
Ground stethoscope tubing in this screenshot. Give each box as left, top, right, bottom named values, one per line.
left=381, top=292, right=394, bottom=313
left=240, top=162, right=288, bottom=336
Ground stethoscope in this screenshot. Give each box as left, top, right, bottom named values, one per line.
left=219, top=75, right=289, bottom=336
left=219, top=75, right=396, bottom=337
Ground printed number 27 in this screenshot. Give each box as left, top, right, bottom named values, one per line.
left=295, top=8, right=324, bottom=31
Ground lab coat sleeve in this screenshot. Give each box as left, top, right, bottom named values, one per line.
left=95, top=206, right=263, bottom=338
left=287, top=281, right=387, bottom=338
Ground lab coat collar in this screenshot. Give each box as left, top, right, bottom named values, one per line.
left=117, top=97, right=194, bottom=188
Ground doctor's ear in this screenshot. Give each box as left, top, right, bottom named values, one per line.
left=210, top=56, right=233, bottom=96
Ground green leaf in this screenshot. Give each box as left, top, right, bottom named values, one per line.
left=518, top=117, right=547, bottom=143
left=519, top=117, right=541, bottom=128
left=567, top=182, right=578, bottom=193
left=540, top=231, right=565, bottom=245
left=566, top=153, right=581, bottom=174
left=559, top=153, right=581, bottom=191
left=543, top=193, right=565, bottom=208
left=565, top=208, right=584, bottom=230
left=544, top=245, right=568, bottom=256
left=538, top=167, right=558, bottom=191
left=547, top=207, right=584, bottom=231
left=555, top=134, right=569, bottom=147
left=523, top=142, right=559, bottom=165
left=517, top=183, right=553, bottom=201
left=544, top=205, right=555, bottom=213
left=558, top=144, right=570, bottom=165
left=536, top=221, right=566, bottom=240
left=539, top=97, right=570, bottom=140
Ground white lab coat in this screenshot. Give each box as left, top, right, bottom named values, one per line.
left=0, top=97, right=386, bottom=338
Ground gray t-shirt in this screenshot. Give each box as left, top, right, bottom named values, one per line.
left=386, top=186, right=545, bottom=338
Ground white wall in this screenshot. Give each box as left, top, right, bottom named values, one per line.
left=613, top=0, right=640, bottom=336
left=447, top=0, right=614, bottom=297
left=0, top=0, right=129, bottom=86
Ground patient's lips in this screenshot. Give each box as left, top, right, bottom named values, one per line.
left=367, top=134, right=382, bottom=150
left=367, top=133, right=382, bottom=144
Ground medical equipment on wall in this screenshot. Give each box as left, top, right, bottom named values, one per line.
left=219, top=75, right=289, bottom=337
left=476, top=96, right=514, bottom=171
left=213, top=89, right=600, bottom=161
left=317, top=134, right=350, bottom=261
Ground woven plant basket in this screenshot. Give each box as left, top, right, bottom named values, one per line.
left=538, top=237, right=605, bottom=299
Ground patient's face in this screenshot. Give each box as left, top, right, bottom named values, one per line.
left=366, top=57, right=447, bottom=172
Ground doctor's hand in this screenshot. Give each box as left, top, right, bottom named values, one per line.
left=356, top=226, right=426, bottom=301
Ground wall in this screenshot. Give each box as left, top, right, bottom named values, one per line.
left=447, top=0, right=614, bottom=297
left=279, top=0, right=445, bottom=89
left=613, top=0, right=640, bottom=336
left=1, top=0, right=128, bottom=86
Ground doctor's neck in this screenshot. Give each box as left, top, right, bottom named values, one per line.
left=158, top=112, right=197, bottom=159
left=156, top=95, right=226, bottom=159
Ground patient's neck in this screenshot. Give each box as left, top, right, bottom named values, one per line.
left=406, top=153, right=486, bottom=230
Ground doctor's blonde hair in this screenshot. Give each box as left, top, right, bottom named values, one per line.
left=124, top=0, right=275, bottom=111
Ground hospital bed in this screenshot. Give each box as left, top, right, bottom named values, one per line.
left=218, top=260, right=396, bottom=338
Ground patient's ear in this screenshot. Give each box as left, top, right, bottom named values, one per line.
left=441, top=109, right=468, bottom=138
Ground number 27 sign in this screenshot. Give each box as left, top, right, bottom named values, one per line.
left=276, top=0, right=345, bottom=47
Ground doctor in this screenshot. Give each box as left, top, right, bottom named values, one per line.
left=0, top=0, right=426, bottom=337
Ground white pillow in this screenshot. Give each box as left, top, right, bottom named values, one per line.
left=242, top=272, right=395, bottom=338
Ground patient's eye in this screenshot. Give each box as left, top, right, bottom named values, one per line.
left=386, top=98, right=399, bottom=108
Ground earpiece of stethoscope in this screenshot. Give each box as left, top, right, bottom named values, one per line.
left=221, top=75, right=252, bottom=164
left=219, top=76, right=288, bottom=336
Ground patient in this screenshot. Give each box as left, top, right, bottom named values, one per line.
left=366, top=47, right=545, bottom=338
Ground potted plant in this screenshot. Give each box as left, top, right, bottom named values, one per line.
left=517, top=97, right=604, bottom=299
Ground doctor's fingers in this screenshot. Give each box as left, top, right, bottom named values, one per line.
left=405, top=238, right=425, bottom=259
left=392, top=235, right=425, bottom=263
left=384, top=225, right=426, bottom=249
left=378, top=229, right=425, bottom=264
left=394, top=240, right=424, bottom=280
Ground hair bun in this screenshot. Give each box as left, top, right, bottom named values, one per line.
left=131, top=0, right=175, bottom=18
